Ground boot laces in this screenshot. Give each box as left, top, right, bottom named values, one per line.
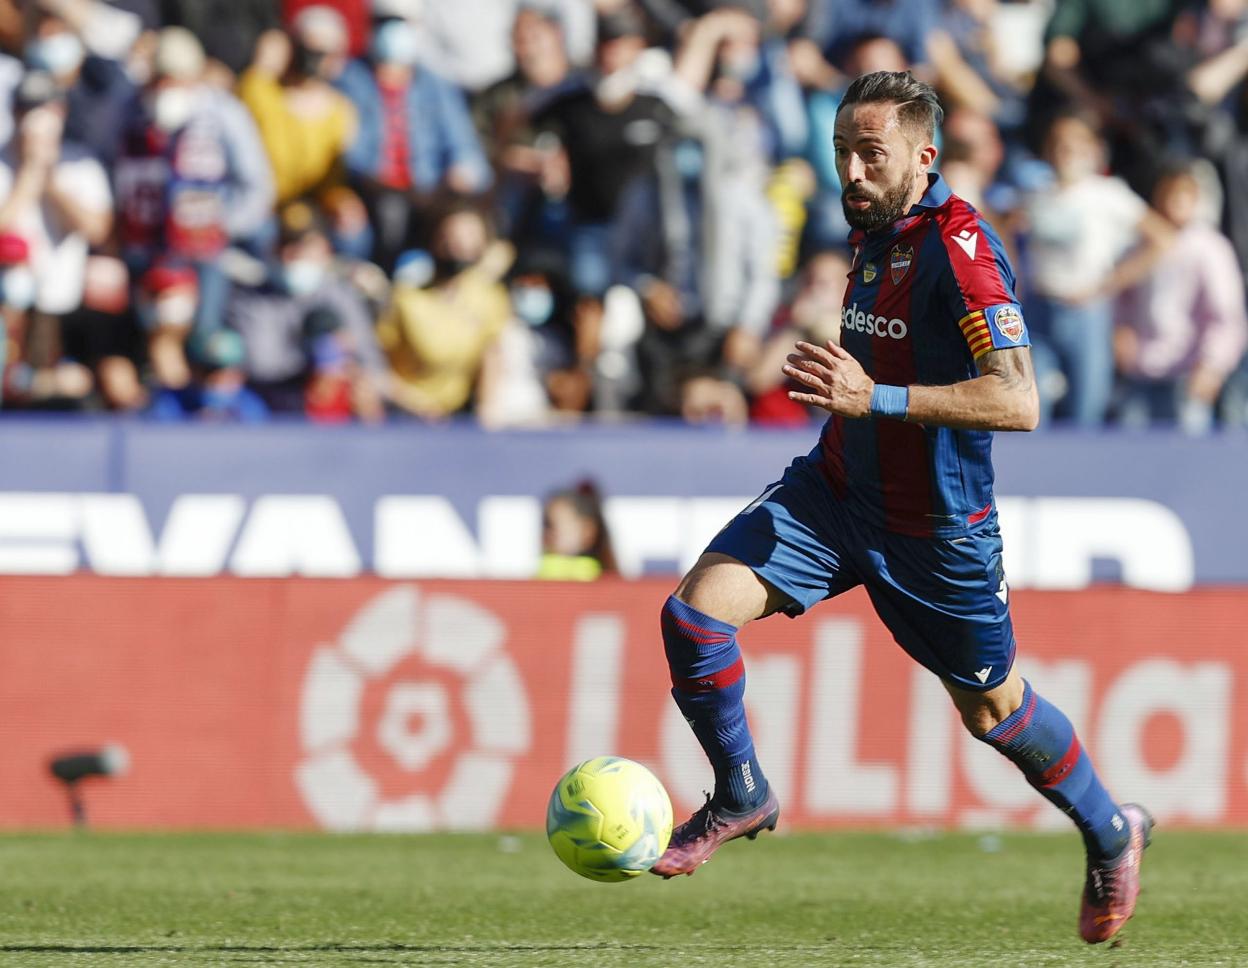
left=676, top=793, right=730, bottom=842
left=1086, top=855, right=1126, bottom=903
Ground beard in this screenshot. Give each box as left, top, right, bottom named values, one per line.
left=841, top=177, right=916, bottom=232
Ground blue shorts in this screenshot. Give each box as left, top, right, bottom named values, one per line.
left=706, top=455, right=1016, bottom=692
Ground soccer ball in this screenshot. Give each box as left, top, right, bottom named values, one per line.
left=546, top=756, right=673, bottom=882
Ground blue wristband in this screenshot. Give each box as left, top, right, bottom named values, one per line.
left=869, top=384, right=909, bottom=420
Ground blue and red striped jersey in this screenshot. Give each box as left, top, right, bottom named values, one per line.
left=820, top=174, right=1030, bottom=538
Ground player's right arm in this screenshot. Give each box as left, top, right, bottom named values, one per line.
left=907, top=345, right=1040, bottom=431
left=784, top=340, right=1040, bottom=432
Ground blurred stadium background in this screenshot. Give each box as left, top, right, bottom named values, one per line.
left=0, top=0, right=1246, bottom=861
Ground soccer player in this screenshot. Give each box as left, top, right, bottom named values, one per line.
left=651, top=71, right=1152, bottom=945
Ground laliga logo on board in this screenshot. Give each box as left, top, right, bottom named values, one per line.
left=296, top=585, right=531, bottom=831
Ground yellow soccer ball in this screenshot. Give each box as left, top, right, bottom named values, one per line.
left=546, top=756, right=673, bottom=882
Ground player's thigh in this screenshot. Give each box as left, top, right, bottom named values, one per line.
left=862, top=521, right=1016, bottom=693
left=674, top=553, right=790, bottom=628
left=688, top=456, right=858, bottom=626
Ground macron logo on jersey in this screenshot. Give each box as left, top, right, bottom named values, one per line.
left=952, top=229, right=978, bottom=260
left=842, top=303, right=909, bottom=340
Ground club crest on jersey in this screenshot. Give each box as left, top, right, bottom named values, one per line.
left=889, top=244, right=913, bottom=284
left=991, top=305, right=1025, bottom=343
left=863, top=262, right=877, bottom=284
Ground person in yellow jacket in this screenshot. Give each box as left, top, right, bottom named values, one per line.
left=238, top=9, right=357, bottom=207
left=377, top=203, right=513, bottom=418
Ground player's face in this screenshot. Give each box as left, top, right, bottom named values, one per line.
left=834, top=102, right=933, bottom=232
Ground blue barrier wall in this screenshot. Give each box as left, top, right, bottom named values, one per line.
left=0, top=419, right=1240, bottom=586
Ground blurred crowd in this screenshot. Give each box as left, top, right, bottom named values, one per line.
left=2, top=0, right=1248, bottom=431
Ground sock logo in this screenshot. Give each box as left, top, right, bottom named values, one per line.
left=741, top=761, right=756, bottom=794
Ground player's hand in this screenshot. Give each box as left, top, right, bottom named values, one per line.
left=783, top=340, right=874, bottom=418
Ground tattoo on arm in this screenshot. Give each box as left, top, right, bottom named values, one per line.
left=975, top=346, right=1039, bottom=430
left=977, top=347, right=1036, bottom=394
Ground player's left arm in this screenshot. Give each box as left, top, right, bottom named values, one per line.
left=784, top=340, right=1040, bottom=431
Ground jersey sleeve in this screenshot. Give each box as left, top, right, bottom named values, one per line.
left=939, top=204, right=1030, bottom=360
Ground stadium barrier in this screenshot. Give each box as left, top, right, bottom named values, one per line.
left=0, top=420, right=1241, bottom=586
left=3, top=576, right=1245, bottom=832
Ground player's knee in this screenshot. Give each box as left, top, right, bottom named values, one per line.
left=943, top=668, right=1023, bottom=738
left=957, top=703, right=1003, bottom=738
left=947, top=671, right=1025, bottom=737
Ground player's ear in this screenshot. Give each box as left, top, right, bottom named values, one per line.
left=916, top=142, right=938, bottom=174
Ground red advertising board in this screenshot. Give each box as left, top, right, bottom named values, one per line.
left=1, top=577, right=1245, bottom=831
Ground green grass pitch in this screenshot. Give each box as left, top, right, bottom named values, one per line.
left=0, top=830, right=1244, bottom=967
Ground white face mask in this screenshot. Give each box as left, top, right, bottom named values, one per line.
left=154, top=291, right=197, bottom=327
left=151, top=87, right=198, bottom=133
left=371, top=20, right=419, bottom=66
left=0, top=267, right=36, bottom=311
left=282, top=259, right=326, bottom=298
left=719, top=50, right=759, bottom=82
left=27, top=33, right=85, bottom=78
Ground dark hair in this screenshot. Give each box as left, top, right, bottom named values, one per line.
left=837, top=71, right=943, bottom=144
left=543, top=479, right=618, bottom=574
left=1043, top=106, right=1103, bottom=141
left=1153, top=157, right=1199, bottom=183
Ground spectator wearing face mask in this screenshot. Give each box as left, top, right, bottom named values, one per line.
left=477, top=257, right=590, bottom=427
left=533, top=7, right=679, bottom=298
left=0, top=72, right=112, bottom=330
left=336, top=0, right=492, bottom=273
left=116, top=28, right=275, bottom=388
left=376, top=202, right=514, bottom=419
left=667, top=8, right=787, bottom=345
left=35, top=0, right=156, bottom=63
left=25, top=9, right=137, bottom=167
left=225, top=203, right=386, bottom=419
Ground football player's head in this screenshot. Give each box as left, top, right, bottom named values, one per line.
left=834, top=71, right=941, bottom=232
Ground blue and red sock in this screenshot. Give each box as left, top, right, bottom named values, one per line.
left=981, top=679, right=1129, bottom=860
left=661, top=595, right=768, bottom=812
